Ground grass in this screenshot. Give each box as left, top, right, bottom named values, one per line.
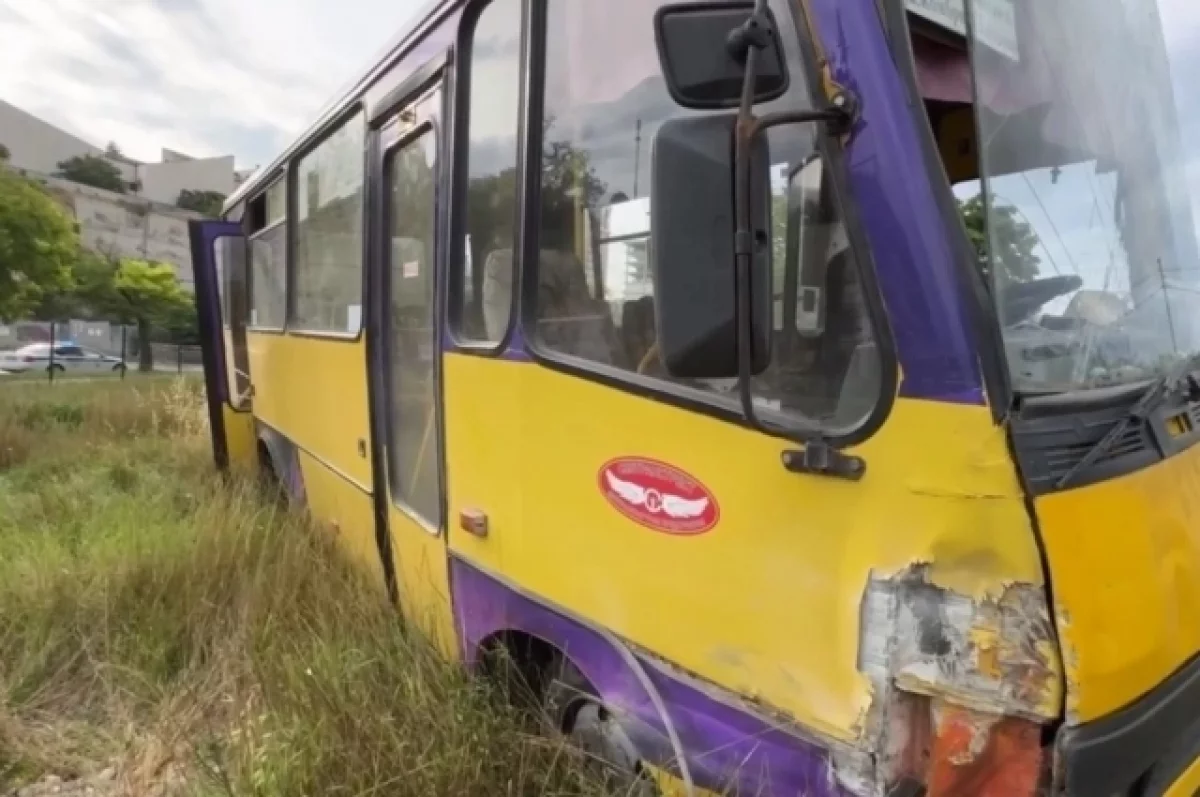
left=0, top=378, right=612, bottom=796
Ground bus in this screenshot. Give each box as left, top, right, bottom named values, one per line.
left=188, top=0, right=1200, bottom=793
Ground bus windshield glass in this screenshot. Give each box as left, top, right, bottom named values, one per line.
left=961, top=0, right=1200, bottom=392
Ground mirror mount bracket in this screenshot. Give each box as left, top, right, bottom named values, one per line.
left=726, top=10, right=773, bottom=64
left=781, top=440, right=867, bottom=481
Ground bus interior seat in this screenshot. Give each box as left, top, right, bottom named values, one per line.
left=620, top=295, right=657, bottom=373
left=482, top=246, right=623, bottom=366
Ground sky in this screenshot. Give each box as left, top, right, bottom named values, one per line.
left=0, top=0, right=424, bottom=171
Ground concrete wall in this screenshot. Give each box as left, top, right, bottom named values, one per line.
left=13, top=167, right=204, bottom=290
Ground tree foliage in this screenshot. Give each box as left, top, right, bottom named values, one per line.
left=55, top=154, right=127, bottom=194
left=72, top=257, right=193, bottom=370
left=0, top=169, right=79, bottom=321
left=177, top=189, right=227, bottom=217
left=0, top=143, right=10, bottom=162
left=959, top=194, right=1041, bottom=286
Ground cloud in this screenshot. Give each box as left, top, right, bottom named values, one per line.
left=0, top=0, right=423, bottom=168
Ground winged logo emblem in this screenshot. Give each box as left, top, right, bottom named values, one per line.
left=598, top=457, right=719, bottom=534
left=604, top=471, right=710, bottom=519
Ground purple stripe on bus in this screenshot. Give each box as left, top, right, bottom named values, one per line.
left=448, top=557, right=846, bottom=796
left=810, top=0, right=986, bottom=405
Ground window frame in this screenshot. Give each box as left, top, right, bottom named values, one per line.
left=381, top=112, right=446, bottom=533
left=515, top=0, right=899, bottom=447
left=878, top=0, right=1012, bottom=420
left=213, top=233, right=253, bottom=410
left=445, top=0, right=528, bottom=355
left=245, top=174, right=289, bottom=334
left=285, top=104, right=370, bottom=342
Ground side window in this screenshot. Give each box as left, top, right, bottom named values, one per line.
left=386, top=126, right=441, bottom=526
left=56, top=346, right=83, bottom=357
left=215, top=235, right=251, bottom=406
left=293, top=113, right=366, bottom=334
left=532, top=0, right=882, bottom=430
left=452, top=0, right=522, bottom=344
left=248, top=180, right=287, bottom=329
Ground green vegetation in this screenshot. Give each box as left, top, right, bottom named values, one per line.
left=176, top=190, right=227, bottom=218
left=54, top=154, right=128, bottom=194
left=0, top=167, right=198, bottom=364
left=959, top=194, right=1042, bottom=286
left=67, top=255, right=196, bottom=368
left=0, top=379, right=611, bottom=796
left=0, top=169, right=78, bottom=321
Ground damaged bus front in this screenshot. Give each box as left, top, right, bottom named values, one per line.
left=651, top=0, right=1200, bottom=791
left=889, top=0, right=1200, bottom=792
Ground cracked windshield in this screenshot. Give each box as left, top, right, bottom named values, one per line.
left=950, top=0, right=1200, bottom=391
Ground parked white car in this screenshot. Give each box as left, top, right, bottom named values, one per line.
left=0, top=342, right=127, bottom=375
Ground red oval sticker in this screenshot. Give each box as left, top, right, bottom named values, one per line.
left=598, top=457, right=720, bottom=535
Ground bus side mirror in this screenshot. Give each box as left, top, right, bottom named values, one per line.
left=651, top=114, right=773, bottom=378
left=654, top=1, right=789, bottom=109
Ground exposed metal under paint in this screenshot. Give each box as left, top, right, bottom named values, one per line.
left=835, top=564, right=1064, bottom=795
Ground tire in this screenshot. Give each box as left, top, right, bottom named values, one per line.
left=112, top=363, right=127, bottom=374
left=47, top=364, right=64, bottom=374
left=541, top=654, right=659, bottom=796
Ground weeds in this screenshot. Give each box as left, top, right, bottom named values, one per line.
left=0, top=379, right=610, bottom=796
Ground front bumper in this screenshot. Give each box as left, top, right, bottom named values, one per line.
left=1058, top=651, right=1200, bottom=795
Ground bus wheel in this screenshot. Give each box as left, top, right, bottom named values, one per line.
left=542, top=655, right=658, bottom=796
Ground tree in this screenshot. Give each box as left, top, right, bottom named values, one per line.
left=0, top=143, right=9, bottom=162
left=55, top=154, right=127, bottom=193
left=0, top=169, right=79, bottom=321
left=160, top=298, right=200, bottom=346
left=114, top=261, right=194, bottom=370
left=958, top=194, right=1041, bottom=286
left=176, top=189, right=227, bottom=217
left=67, top=255, right=192, bottom=370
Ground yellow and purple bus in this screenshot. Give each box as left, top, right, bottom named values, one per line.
left=188, top=0, right=1200, bottom=793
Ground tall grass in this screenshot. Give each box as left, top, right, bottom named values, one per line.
left=0, top=379, right=610, bottom=796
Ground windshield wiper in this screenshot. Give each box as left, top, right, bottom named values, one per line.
left=1055, top=355, right=1200, bottom=489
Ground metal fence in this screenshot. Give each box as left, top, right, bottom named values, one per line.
left=0, top=319, right=134, bottom=356
left=147, top=343, right=204, bottom=372
left=0, top=319, right=202, bottom=381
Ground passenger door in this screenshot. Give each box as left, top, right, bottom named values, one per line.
left=188, top=220, right=257, bottom=472
left=369, top=80, right=455, bottom=651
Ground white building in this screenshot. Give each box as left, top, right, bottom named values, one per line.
left=0, top=99, right=237, bottom=206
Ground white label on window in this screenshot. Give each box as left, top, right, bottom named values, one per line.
left=347, top=304, right=362, bottom=332
left=403, top=260, right=420, bottom=279
left=906, top=0, right=1018, bottom=60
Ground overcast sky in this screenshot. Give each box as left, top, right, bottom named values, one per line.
left=0, top=0, right=423, bottom=170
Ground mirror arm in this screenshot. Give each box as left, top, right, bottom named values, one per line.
left=728, top=9, right=864, bottom=477
left=732, top=11, right=772, bottom=441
